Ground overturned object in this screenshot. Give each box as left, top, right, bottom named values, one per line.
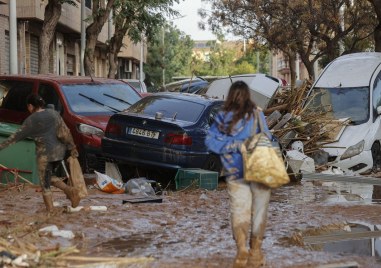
left=286, top=150, right=315, bottom=174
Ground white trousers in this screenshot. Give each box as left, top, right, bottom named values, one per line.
left=227, top=178, right=271, bottom=237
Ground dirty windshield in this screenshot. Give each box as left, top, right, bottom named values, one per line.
left=127, top=96, right=204, bottom=122
left=62, top=83, right=141, bottom=115
left=306, top=86, right=369, bottom=125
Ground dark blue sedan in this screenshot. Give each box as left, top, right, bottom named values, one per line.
left=102, top=93, right=224, bottom=177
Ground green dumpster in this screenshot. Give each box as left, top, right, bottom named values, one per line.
left=0, top=122, right=38, bottom=184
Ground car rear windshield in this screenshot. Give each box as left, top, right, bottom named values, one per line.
left=61, top=83, right=141, bottom=115
left=127, top=96, right=205, bottom=122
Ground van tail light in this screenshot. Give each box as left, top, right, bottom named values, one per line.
left=164, top=133, right=192, bottom=145
left=105, top=122, right=122, bottom=137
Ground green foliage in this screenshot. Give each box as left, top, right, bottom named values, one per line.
left=231, top=61, right=255, bottom=75
left=144, top=23, right=194, bottom=90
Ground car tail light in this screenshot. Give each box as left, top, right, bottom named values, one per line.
left=105, top=122, right=122, bottom=137
left=164, top=133, right=192, bottom=145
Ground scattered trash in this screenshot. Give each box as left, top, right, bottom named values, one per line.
left=39, top=225, right=59, bottom=232
left=105, top=162, right=123, bottom=183
left=95, top=171, right=125, bottom=194
left=125, top=178, right=156, bottom=196
left=286, top=150, right=315, bottom=174
left=199, top=193, right=209, bottom=200
left=66, top=205, right=108, bottom=213
left=39, top=225, right=75, bottom=239
left=51, top=230, right=75, bottom=239
left=122, top=196, right=163, bottom=204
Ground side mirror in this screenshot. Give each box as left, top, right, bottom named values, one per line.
left=377, top=106, right=381, bottom=115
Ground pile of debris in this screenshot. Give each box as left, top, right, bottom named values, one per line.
left=264, top=80, right=350, bottom=176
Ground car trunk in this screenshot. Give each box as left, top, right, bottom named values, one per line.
left=106, top=113, right=195, bottom=149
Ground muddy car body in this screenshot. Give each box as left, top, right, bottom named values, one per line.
left=0, top=75, right=141, bottom=172
left=102, top=93, right=223, bottom=175
left=304, top=52, right=381, bottom=174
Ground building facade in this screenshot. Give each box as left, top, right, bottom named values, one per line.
left=0, top=0, right=145, bottom=78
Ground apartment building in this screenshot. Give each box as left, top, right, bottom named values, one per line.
left=0, top=0, right=145, bottom=78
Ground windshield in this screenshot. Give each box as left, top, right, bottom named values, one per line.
left=127, top=81, right=142, bottom=92
left=61, top=83, right=141, bottom=115
left=305, top=86, right=370, bottom=125
left=127, top=96, right=205, bottom=122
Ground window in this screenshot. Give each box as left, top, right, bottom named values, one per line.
left=38, top=84, right=63, bottom=113
left=0, top=81, right=33, bottom=112
left=128, top=96, right=205, bottom=122
left=372, top=71, right=381, bottom=122
left=85, top=0, right=91, bottom=9
left=208, top=104, right=222, bottom=126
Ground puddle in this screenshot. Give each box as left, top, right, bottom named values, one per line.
left=92, top=233, right=154, bottom=257
left=302, top=223, right=381, bottom=258
left=273, top=181, right=381, bottom=205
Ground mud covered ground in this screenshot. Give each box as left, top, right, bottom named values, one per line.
left=1, top=178, right=381, bottom=267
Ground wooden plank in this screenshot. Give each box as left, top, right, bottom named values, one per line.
left=273, top=113, right=292, bottom=130
left=266, top=110, right=282, bottom=129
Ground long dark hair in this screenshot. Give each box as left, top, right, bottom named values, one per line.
left=222, top=81, right=257, bottom=134
left=26, top=94, right=45, bottom=111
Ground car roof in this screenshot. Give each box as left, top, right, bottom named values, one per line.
left=148, top=92, right=223, bottom=105
left=315, top=52, right=381, bottom=88
left=0, top=74, right=124, bottom=85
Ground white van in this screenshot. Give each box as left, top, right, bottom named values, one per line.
left=305, top=52, right=381, bottom=174
left=205, top=73, right=283, bottom=109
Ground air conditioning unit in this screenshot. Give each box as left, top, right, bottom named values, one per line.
left=124, top=60, right=132, bottom=72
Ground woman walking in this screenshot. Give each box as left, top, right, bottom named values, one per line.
left=0, top=94, right=80, bottom=213
left=205, top=81, right=271, bottom=267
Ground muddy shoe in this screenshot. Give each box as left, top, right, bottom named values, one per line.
left=65, top=187, right=81, bottom=208
left=247, top=249, right=265, bottom=267
left=42, top=192, right=54, bottom=213
left=233, top=249, right=248, bottom=268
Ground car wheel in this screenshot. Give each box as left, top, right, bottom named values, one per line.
left=371, top=142, right=381, bottom=171
left=203, top=154, right=222, bottom=175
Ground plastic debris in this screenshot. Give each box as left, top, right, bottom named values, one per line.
left=66, top=205, right=108, bottom=213
left=125, top=178, right=156, bottom=196
left=51, top=230, right=75, bottom=239
left=95, top=171, right=125, bottom=194
left=38, top=225, right=59, bottom=233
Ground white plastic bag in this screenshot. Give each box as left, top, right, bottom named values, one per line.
left=95, top=171, right=125, bottom=194
left=125, top=178, right=156, bottom=196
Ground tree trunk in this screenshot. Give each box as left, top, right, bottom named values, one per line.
left=287, top=51, right=296, bottom=88
left=39, top=0, right=62, bottom=74
left=108, top=50, right=117, bottom=79
left=369, top=0, right=381, bottom=51
left=375, top=23, right=381, bottom=52
left=84, top=0, right=115, bottom=77
left=107, top=20, right=129, bottom=78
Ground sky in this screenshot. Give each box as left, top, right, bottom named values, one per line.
left=171, top=0, right=216, bottom=41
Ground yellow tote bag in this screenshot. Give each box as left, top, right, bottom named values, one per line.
left=240, top=112, right=290, bottom=188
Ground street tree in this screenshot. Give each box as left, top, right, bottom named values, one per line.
left=107, top=0, right=179, bottom=78
left=191, top=38, right=242, bottom=77
left=39, top=0, right=76, bottom=74
left=201, top=0, right=376, bottom=84
left=84, top=0, right=115, bottom=76
left=144, top=23, right=194, bottom=89
left=369, top=0, right=381, bottom=51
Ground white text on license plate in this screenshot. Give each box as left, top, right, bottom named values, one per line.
left=129, top=127, right=159, bottom=139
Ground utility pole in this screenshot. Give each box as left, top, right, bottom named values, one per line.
left=80, top=0, right=85, bottom=76
left=162, top=26, right=165, bottom=87
left=9, top=0, right=18, bottom=74
left=140, top=33, right=144, bottom=83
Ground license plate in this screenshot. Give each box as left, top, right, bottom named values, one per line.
left=129, top=127, right=159, bottom=139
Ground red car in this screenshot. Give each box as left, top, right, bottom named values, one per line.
left=0, top=75, right=141, bottom=172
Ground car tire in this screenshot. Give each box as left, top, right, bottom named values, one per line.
left=203, top=154, right=222, bottom=175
